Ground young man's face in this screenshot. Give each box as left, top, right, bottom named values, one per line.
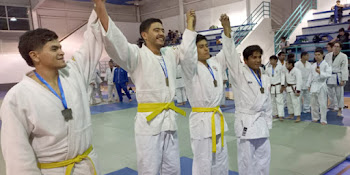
left=333, top=43, right=342, bottom=54
left=278, top=53, right=285, bottom=61
left=286, top=62, right=293, bottom=70
left=109, top=62, right=114, bottom=68
left=244, top=51, right=262, bottom=71
left=326, top=45, right=333, bottom=52
left=301, top=54, right=309, bottom=62
left=31, top=39, right=66, bottom=69
left=196, top=39, right=210, bottom=62
left=270, top=59, right=277, bottom=66
left=339, top=31, right=345, bottom=35
left=314, top=52, right=324, bottom=62
left=142, top=22, right=165, bottom=48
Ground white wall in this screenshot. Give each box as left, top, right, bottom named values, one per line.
left=161, top=0, right=247, bottom=32
left=236, top=18, right=274, bottom=64
left=0, top=20, right=140, bottom=84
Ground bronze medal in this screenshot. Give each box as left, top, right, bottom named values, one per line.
left=62, top=108, right=73, bottom=121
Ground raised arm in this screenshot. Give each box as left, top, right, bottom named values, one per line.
left=218, top=14, right=240, bottom=80
left=94, top=0, right=140, bottom=73
left=179, top=10, right=199, bottom=80
left=69, top=8, right=104, bottom=87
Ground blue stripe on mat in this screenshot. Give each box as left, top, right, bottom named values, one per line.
left=105, top=157, right=238, bottom=175
left=324, top=159, right=350, bottom=175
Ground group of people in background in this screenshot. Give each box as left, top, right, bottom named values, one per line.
left=267, top=41, right=348, bottom=125
left=89, top=59, right=132, bottom=105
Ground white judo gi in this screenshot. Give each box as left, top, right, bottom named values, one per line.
left=266, top=64, right=285, bottom=117
left=0, top=11, right=103, bottom=175
left=181, top=32, right=235, bottom=175
left=175, top=65, right=187, bottom=104
left=89, top=70, right=104, bottom=104
left=96, top=15, right=197, bottom=174
left=105, top=67, right=118, bottom=102
left=226, top=53, right=272, bottom=174
left=278, top=60, right=288, bottom=107
left=221, top=67, right=228, bottom=106
left=307, top=61, right=332, bottom=123
left=286, top=67, right=303, bottom=116
left=325, top=52, right=349, bottom=110
left=295, top=60, right=312, bottom=113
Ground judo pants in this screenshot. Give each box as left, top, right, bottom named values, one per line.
left=89, top=84, right=103, bottom=104
left=220, top=87, right=226, bottom=106
left=335, top=85, right=345, bottom=109
left=191, top=134, right=228, bottom=175
left=135, top=131, right=180, bottom=175
left=116, top=83, right=131, bottom=102
left=311, top=87, right=328, bottom=123
left=287, top=92, right=301, bottom=116
left=237, top=138, right=271, bottom=175
left=300, top=89, right=311, bottom=113
left=271, top=93, right=284, bottom=117
left=107, top=84, right=118, bottom=102
left=327, top=84, right=338, bottom=109
left=175, top=87, right=187, bottom=103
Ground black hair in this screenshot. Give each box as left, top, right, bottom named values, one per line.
left=269, top=55, right=278, bottom=60
left=18, top=28, right=58, bottom=67
left=243, top=45, right=263, bottom=60
left=287, top=53, right=295, bottom=59
left=278, top=51, right=285, bottom=57
left=315, top=47, right=324, bottom=55
left=287, top=57, right=295, bottom=67
left=196, top=34, right=208, bottom=44
left=281, top=36, right=287, bottom=40
left=339, top=28, right=345, bottom=32
left=334, top=41, right=343, bottom=48
left=301, top=52, right=309, bottom=57
left=327, top=42, right=334, bottom=48
left=139, top=18, right=163, bottom=38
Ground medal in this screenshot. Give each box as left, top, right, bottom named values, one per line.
left=166, top=77, right=169, bottom=86
left=260, top=87, right=265, bottom=94
left=62, top=108, right=73, bottom=121
left=214, top=80, right=217, bottom=87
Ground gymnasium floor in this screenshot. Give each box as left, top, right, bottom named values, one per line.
left=0, top=91, right=350, bottom=175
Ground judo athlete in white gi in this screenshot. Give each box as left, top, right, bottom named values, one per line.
left=0, top=8, right=103, bottom=175
left=226, top=45, right=272, bottom=175
left=105, top=60, right=119, bottom=103
left=325, top=42, right=337, bottom=110
left=295, top=52, right=312, bottom=113
left=94, top=1, right=197, bottom=174
left=175, top=64, right=187, bottom=106
left=307, top=48, right=332, bottom=125
left=325, top=41, right=349, bottom=116
left=277, top=51, right=288, bottom=107
left=180, top=14, right=234, bottom=175
left=89, top=69, right=104, bottom=105
left=266, top=55, right=285, bottom=121
left=285, top=58, right=303, bottom=122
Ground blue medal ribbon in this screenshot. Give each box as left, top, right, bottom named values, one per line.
left=34, top=71, right=68, bottom=109
left=159, top=56, right=168, bottom=79
left=207, top=64, right=216, bottom=81
left=250, top=68, right=263, bottom=88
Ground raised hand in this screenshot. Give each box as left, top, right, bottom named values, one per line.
left=220, top=14, right=231, bottom=38
left=186, top=9, right=196, bottom=31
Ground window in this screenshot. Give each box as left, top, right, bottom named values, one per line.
left=0, top=5, right=31, bottom=31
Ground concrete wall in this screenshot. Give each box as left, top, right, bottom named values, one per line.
left=236, top=18, right=274, bottom=64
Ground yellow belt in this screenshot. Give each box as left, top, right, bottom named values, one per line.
left=38, top=145, right=96, bottom=175
left=192, top=106, right=224, bottom=153
left=137, top=101, right=186, bottom=122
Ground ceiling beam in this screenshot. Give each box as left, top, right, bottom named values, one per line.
left=31, top=0, right=46, bottom=10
